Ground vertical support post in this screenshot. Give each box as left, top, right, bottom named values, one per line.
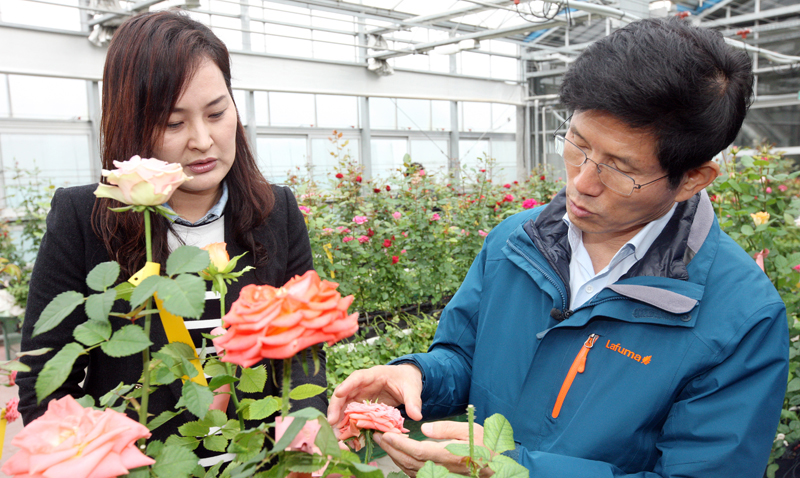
left=448, top=43, right=460, bottom=182
left=245, top=91, right=257, bottom=158
left=532, top=99, right=539, bottom=169
left=87, top=80, right=102, bottom=180
left=516, top=105, right=527, bottom=181
left=360, top=97, right=372, bottom=180
left=241, top=1, right=251, bottom=52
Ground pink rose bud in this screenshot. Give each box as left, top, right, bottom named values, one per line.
left=94, top=155, right=191, bottom=206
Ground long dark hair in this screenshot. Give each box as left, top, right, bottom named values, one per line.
left=93, top=11, right=274, bottom=278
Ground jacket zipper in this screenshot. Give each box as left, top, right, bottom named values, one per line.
left=506, top=239, right=568, bottom=311
left=552, top=333, right=599, bottom=419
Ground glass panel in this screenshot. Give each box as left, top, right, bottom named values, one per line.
left=269, top=92, right=315, bottom=127
left=459, top=139, right=490, bottom=173
left=310, top=137, right=360, bottom=181
left=431, top=101, right=450, bottom=131
left=316, top=95, right=359, bottom=129
left=492, top=103, right=517, bottom=133
left=211, top=14, right=243, bottom=51
left=256, top=137, right=308, bottom=184
left=0, top=0, right=81, bottom=31
left=0, top=75, right=8, bottom=118
left=409, top=140, right=448, bottom=176
left=490, top=140, right=517, bottom=183
left=254, top=91, right=269, bottom=126
left=266, top=25, right=312, bottom=58
left=371, top=139, right=407, bottom=177
left=233, top=90, right=248, bottom=126
left=461, top=51, right=491, bottom=78
left=8, top=76, right=87, bottom=120
left=397, top=99, right=430, bottom=131
left=429, top=53, right=450, bottom=73
left=485, top=40, right=517, bottom=56
left=491, top=55, right=518, bottom=81
left=462, top=102, right=491, bottom=132
left=369, top=97, right=396, bottom=130
left=312, top=31, right=356, bottom=62
left=394, top=54, right=430, bottom=71
left=1, top=134, right=92, bottom=207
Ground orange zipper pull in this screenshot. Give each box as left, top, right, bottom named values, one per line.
left=552, top=334, right=599, bottom=419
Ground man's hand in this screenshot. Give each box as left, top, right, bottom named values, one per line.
left=327, top=364, right=424, bottom=427
left=374, top=421, right=494, bottom=477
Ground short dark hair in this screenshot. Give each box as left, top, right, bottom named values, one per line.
left=95, top=11, right=274, bottom=277
left=559, top=17, right=753, bottom=187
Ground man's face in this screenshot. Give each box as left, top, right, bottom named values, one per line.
left=563, top=110, right=687, bottom=246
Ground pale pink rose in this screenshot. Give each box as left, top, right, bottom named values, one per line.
left=779, top=185, right=788, bottom=192
left=94, top=155, right=191, bottom=206
left=275, top=416, right=321, bottom=455
left=392, top=212, right=402, bottom=220
left=352, top=216, right=368, bottom=225
left=754, top=249, right=770, bottom=272
left=400, top=249, right=406, bottom=254
left=522, top=198, right=539, bottom=209
left=2, top=395, right=154, bottom=478
left=213, top=270, right=358, bottom=364
left=299, top=206, right=311, bottom=214
left=337, top=227, right=351, bottom=234
left=430, top=213, right=441, bottom=221
left=766, top=187, right=773, bottom=194
left=337, top=401, right=410, bottom=451
left=401, top=232, right=408, bottom=237
left=3, top=397, right=19, bottom=423
left=357, top=236, right=370, bottom=244
left=793, top=264, right=800, bottom=272
left=322, top=228, right=334, bottom=235
left=478, top=230, right=488, bottom=237
left=343, top=236, right=354, bottom=243
left=418, top=170, right=426, bottom=177
left=8, top=370, right=17, bottom=387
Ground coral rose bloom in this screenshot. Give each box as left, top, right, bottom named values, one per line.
left=337, top=401, right=409, bottom=451
left=213, top=270, right=359, bottom=365
left=94, top=155, right=191, bottom=206
left=2, top=395, right=154, bottom=478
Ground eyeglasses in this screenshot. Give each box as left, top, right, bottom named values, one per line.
left=553, top=116, right=669, bottom=196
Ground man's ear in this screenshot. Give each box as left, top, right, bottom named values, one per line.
left=674, top=161, right=720, bottom=202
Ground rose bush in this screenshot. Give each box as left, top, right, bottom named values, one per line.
left=1, top=395, right=154, bottom=478
left=213, top=270, right=360, bottom=365
left=93, top=155, right=191, bottom=206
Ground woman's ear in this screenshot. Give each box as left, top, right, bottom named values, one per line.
left=674, top=161, right=720, bottom=202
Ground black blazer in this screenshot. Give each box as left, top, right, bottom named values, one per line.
left=17, top=183, right=326, bottom=443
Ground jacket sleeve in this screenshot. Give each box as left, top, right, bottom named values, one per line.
left=390, top=245, right=488, bottom=419
left=17, top=188, right=92, bottom=424
left=511, top=303, right=788, bottom=478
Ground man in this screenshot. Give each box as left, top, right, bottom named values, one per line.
left=328, top=17, right=788, bottom=477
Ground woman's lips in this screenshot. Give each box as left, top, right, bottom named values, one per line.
left=187, top=159, right=217, bottom=174
left=568, top=198, right=593, bottom=218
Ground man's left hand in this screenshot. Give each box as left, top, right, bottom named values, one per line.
left=373, top=421, right=494, bottom=477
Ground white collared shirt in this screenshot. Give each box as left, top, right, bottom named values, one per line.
left=565, top=203, right=677, bottom=309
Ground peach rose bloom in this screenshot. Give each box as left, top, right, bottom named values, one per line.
left=2, top=395, right=154, bottom=478
left=94, top=155, right=191, bottom=206
left=750, top=211, right=770, bottom=226
left=213, top=270, right=359, bottom=366
left=337, top=401, right=409, bottom=451
left=202, top=242, right=232, bottom=276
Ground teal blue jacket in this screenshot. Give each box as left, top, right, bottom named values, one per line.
left=396, top=189, right=788, bottom=477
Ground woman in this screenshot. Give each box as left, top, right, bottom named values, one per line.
left=17, top=10, right=325, bottom=461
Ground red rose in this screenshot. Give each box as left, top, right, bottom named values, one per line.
left=335, top=173, right=344, bottom=179
left=503, top=183, right=511, bottom=188
left=391, top=255, right=399, bottom=265
left=355, top=176, right=362, bottom=183
left=373, top=188, right=381, bottom=193
left=386, top=185, right=391, bottom=191
left=540, top=175, right=546, bottom=180
left=367, top=228, right=375, bottom=237
left=383, top=239, right=392, bottom=248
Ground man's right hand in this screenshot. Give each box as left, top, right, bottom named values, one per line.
left=327, top=364, right=424, bottom=427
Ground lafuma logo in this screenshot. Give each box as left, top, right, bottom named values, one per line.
left=605, top=339, right=651, bottom=364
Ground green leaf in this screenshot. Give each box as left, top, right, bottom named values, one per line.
left=202, top=409, right=229, bottom=428
left=157, top=274, right=206, bottom=319
left=415, top=461, right=451, bottom=478
left=164, top=434, right=200, bottom=451
left=238, top=366, right=267, bottom=393
left=220, top=419, right=241, bottom=439
left=788, top=377, right=800, bottom=392
left=74, top=319, right=113, bottom=347
left=33, top=291, right=84, bottom=337
left=149, top=410, right=180, bottom=432
left=99, top=382, right=135, bottom=407
left=386, top=473, right=409, bottom=478
left=483, top=413, right=516, bottom=454
left=125, top=467, right=152, bottom=478
left=270, top=416, right=307, bottom=453
left=203, top=435, right=229, bottom=453
left=242, top=396, right=281, bottom=420
left=86, top=261, right=120, bottom=292
left=289, top=383, right=325, bottom=401
left=130, top=275, right=163, bottom=308
left=208, top=374, right=237, bottom=391
left=101, top=325, right=152, bottom=357
left=146, top=439, right=165, bottom=458
left=179, top=420, right=211, bottom=437
left=488, top=455, right=529, bottom=478
left=167, top=246, right=210, bottom=276
left=445, top=443, right=491, bottom=461
left=314, top=419, right=342, bottom=458
left=75, top=394, right=95, bottom=408
left=115, top=281, right=135, bottom=302
left=84, top=290, right=117, bottom=322
left=152, top=444, right=200, bottom=478
left=348, top=462, right=385, bottom=478
left=204, top=358, right=227, bottom=377
left=36, top=342, right=84, bottom=403
left=183, top=380, right=214, bottom=419
left=740, top=224, right=754, bottom=236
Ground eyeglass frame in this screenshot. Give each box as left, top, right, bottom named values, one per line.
left=553, top=115, right=669, bottom=197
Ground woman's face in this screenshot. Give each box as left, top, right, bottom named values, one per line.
left=152, top=58, right=237, bottom=200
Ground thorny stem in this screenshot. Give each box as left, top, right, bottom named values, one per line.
left=468, top=404, right=478, bottom=478
left=282, top=357, right=292, bottom=416
left=138, top=208, right=154, bottom=447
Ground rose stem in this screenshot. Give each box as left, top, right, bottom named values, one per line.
left=468, top=404, right=477, bottom=478
left=364, top=430, right=374, bottom=465
left=139, top=208, right=154, bottom=445
left=220, top=286, right=245, bottom=429
left=282, top=357, right=292, bottom=416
